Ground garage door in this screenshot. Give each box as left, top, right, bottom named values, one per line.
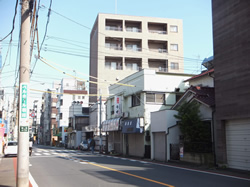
left=128, top=134, right=144, bottom=157
left=226, top=119, right=250, bottom=170
left=154, top=132, right=166, bottom=162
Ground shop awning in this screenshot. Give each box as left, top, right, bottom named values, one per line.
left=102, top=118, right=121, bottom=132
left=122, top=118, right=144, bottom=134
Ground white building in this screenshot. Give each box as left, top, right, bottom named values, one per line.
left=104, top=69, right=192, bottom=157
left=56, top=78, right=88, bottom=144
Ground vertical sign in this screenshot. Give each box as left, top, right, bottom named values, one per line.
left=19, top=83, right=29, bottom=132
left=114, top=96, right=122, bottom=117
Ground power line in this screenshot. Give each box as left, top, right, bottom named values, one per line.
left=30, top=0, right=52, bottom=76
left=0, top=0, right=18, bottom=42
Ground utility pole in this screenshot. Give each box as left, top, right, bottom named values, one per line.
left=17, top=0, right=31, bottom=186
left=99, top=91, right=102, bottom=153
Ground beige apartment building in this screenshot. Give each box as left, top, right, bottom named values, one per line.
left=89, top=13, right=184, bottom=103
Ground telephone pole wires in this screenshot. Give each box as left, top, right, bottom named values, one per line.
left=17, top=0, right=31, bottom=186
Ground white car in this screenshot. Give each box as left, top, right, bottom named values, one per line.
left=4, top=141, right=18, bottom=157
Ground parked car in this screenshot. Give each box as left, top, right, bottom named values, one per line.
left=4, top=141, right=18, bottom=157
left=79, top=140, right=89, bottom=151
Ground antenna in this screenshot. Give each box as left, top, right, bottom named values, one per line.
left=115, top=0, right=117, bottom=14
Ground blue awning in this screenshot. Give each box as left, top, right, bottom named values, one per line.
left=122, top=118, right=144, bottom=134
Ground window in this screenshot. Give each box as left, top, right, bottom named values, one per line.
left=82, top=96, right=85, bottom=99
left=78, top=96, right=81, bottom=99
left=146, top=93, right=165, bottom=104
left=131, top=93, right=141, bottom=107
left=111, top=105, right=114, bottom=114
left=105, top=62, right=122, bottom=70
left=60, top=113, right=63, bottom=120
left=170, top=62, right=179, bottom=70
left=170, top=25, right=178, bottom=33
left=170, top=44, right=178, bottom=51
left=60, top=99, right=63, bottom=106
left=73, top=95, right=75, bottom=100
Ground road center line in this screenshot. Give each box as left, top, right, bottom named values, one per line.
left=81, top=159, right=174, bottom=187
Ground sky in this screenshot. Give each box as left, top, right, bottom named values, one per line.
left=0, top=0, right=213, bottom=101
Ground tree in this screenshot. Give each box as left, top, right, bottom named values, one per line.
left=174, top=101, right=211, bottom=142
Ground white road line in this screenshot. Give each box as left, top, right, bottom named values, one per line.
left=29, top=172, right=38, bottom=187
left=43, top=153, right=51, bottom=155
left=129, top=159, right=137, bottom=162
left=121, top=158, right=128, bottom=160
left=140, top=161, right=148, bottom=164
left=34, top=153, right=41, bottom=156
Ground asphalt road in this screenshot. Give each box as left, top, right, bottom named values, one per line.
left=29, top=145, right=250, bottom=187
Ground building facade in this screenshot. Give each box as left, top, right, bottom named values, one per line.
left=212, top=0, right=250, bottom=170
left=104, top=69, right=191, bottom=158
left=89, top=13, right=184, bottom=102
left=56, top=78, right=88, bottom=145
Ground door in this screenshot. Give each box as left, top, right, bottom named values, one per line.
left=226, top=119, right=250, bottom=170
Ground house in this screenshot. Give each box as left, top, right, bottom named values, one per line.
left=103, top=69, right=192, bottom=158
left=67, top=103, right=89, bottom=149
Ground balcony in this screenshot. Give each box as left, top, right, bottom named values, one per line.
left=125, top=39, right=142, bottom=52
left=105, top=37, right=123, bottom=50
left=148, top=59, right=168, bottom=73
left=148, top=40, right=168, bottom=53
left=148, top=22, right=167, bottom=34
left=105, top=57, right=123, bottom=70
left=106, top=19, right=123, bottom=31
left=125, top=58, right=142, bottom=71
left=125, top=21, right=142, bottom=33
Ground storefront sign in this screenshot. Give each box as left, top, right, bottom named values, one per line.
left=102, top=118, right=121, bottom=131
left=122, top=118, right=144, bottom=134
left=114, top=96, right=122, bottom=117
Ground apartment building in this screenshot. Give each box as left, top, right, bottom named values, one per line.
left=89, top=13, right=184, bottom=103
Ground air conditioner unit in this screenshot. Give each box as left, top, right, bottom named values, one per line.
left=122, top=112, right=129, bottom=118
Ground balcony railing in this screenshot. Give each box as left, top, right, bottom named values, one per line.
left=126, top=27, right=141, bottom=33
left=105, top=26, right=122, bottom=31
left=126, top=47, right=142, bottom=52
left=105, top=45, right=123, bottom=50
left=149, top=30, right=167, bottom=34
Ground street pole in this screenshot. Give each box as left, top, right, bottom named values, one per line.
left=17, top=0, right=31, bottom=186
left=99, top=92, right=102, bottom=153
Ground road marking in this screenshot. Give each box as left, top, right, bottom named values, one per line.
left=87, top=162, right=174, bottom=187
left=29, top=172, right=38, bottom=187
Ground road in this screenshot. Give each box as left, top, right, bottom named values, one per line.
left=29, top=145, right=250, bottom=187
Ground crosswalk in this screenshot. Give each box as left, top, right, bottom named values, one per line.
left=31, top=148, right=89, bottom=157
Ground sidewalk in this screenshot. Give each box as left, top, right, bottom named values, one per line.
left=0, top=153, right=32, bottom=187
left=0, top=153, right=16, bottom=187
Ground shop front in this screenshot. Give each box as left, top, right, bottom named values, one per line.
left=102, top=118, right=122, bottom=154
left=122, top=118, right=144, bottom=157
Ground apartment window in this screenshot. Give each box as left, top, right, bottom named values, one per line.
left=146, top=93, right=165, bottom=104
left=105, top=62, right=122, bottom=70
left=82, top=96, right=85, bottom=99
left=111, top=105, right=114, bottom=115
left=131, top=93, right=140, bottom=107
left=170, top=62, right=179, bottom=70
left=59, top=113, right=63, bottom=120
left=170, top=25, right=178, bottom=33
left=170, top=44, right=178, bottom=51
